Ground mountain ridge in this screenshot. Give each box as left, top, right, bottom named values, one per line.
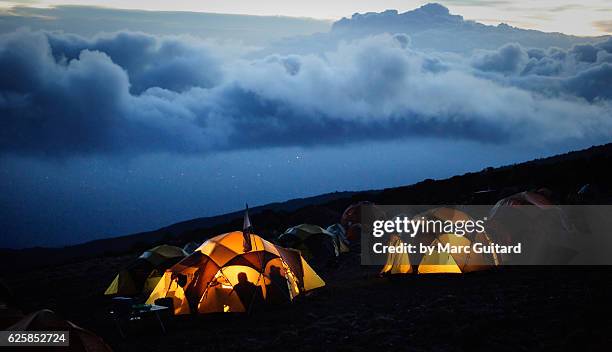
left=269, top=3, right=609, bottom=55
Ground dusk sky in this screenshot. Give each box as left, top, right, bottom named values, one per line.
left=2, top=0, right=612, bottom=35
left=1, top=1, right=611, bottom=248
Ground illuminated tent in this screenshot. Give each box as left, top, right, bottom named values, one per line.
left=7, top=309, right=112, bottom=352
left=146, top=231, right=325, bottom=315
left=488, top=191, right=575, bottom=264
left=278, top=224, right=348, bottom=268
left=380, top=208, right=498, bottom=275
left=105, top=245, right=187, bottom=297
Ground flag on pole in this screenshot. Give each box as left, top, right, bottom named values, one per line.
left=242, top=203, right=252, bottom=252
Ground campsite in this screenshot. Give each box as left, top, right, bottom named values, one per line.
left=1, top=2, right=612, bottom=349
left=1, top=143, right=612, bottom=351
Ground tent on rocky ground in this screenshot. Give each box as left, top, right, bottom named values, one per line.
left=146, top=231, right=325, bottom=315
left=380, top=208, right=499, bottom=275
left=0, top=279, right=23, bottom=329
left=7, top=309, right=112, bottom=352
left=488, top=190, right=576, bottom=264
left=326, top=223, right=351, bottom=251
left=105, top=244, right=187, bottom=297
left=341, top=201, right=386, bottom=241
left=278, top=224, right=349, bottom=268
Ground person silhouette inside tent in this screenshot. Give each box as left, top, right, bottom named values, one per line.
left=234, top=272, right=263, bottom=313
left=265, top=265, right=290, bottom=305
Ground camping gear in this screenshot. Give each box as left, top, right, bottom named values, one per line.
left=380, top=208, right=499, bottom=275
left=105, top=245, right=187, bottom=297
left=7, top=309, right=112, bottom=352
left=108, top=298, right=168, bottom=338
left=146, top=231, right=325, bottom=315
left=278, top=224, right=348, bottom=268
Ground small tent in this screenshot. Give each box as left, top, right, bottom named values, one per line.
left=341, top=201, right=386, bottom=241
left=7, top=309, right=112, bottom=352
left=105, top=244, right=187, bottom=297
left=278, top=224, right=348, bottom=268
left=326, top=223, right=351, bottom=250
left=380, top=208, right=498, bottom=275
left=146, top=231, right=325, bottom=315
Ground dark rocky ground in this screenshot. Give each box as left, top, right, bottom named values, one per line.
left=5, top=248, right=612, bottom=352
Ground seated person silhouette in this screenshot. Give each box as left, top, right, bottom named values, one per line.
left=265, top=265, right=290, bottom=305
left=233, top=272, right=263, bottom=312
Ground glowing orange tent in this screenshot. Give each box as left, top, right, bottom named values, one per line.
left=380, top=208, right=499, bottom=275
left=147, top=231, right=325, bottom=315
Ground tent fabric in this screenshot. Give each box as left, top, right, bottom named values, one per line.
left=490, top=191, right=555, bottom=217
left=326, top=223, right=351, bottom=253
left=104, top=244, right=187, bottom=297
left=183, top=242, right=200, bottom=254
left=7, top=309, right=112, bottom=352
left=341, top=201, right=386, bottom=241
left=380, top=208, right=499, bottom=275
left=340, top=201, right=386, bottom=228
left=278, top=224, right=349, bottom=268
left=146, top=231, right=325, bottom=315
left=488, top=191, right=576, bottom=264
left=139, top=245, right=187, bottom=267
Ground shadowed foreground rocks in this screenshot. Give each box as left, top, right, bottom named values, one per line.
left=5, top=248, right=612, bottom=351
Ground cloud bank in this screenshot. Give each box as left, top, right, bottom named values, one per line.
left=1, top=29, right=611, bottom=157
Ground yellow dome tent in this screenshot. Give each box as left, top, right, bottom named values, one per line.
left=380, top=208, right=499, bottom=275
left=147, top=231, right=325, bottom=315
left=105, top=244, right=187, bottom=297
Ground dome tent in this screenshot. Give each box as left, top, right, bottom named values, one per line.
left=278, top=224, right=348, bottom=268
left=105, top=244, right=187, bottom=297
left=488, top=191, right=576, bottom=264
left=326, top=223, right=351, bottom=251
left=341, top=201, right=386, bottom=241
left=380, top=208, right=499, bottom=275
left=146, top=231, right=325, bottom=315
left=7, top=309, right=112, bottom=352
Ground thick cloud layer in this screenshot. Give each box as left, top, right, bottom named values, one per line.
left=474, top=39, right=612, bottom=102
left=1, top=29, right=611, bottom=157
